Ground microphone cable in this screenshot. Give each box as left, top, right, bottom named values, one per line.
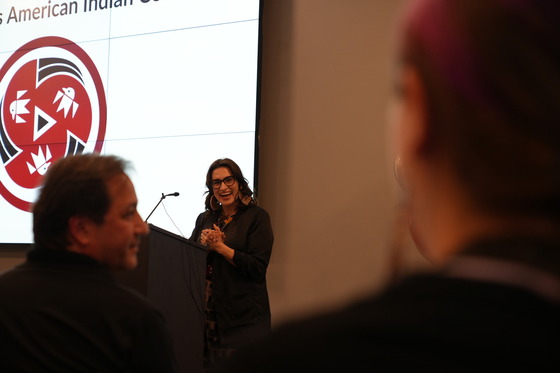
left=161, top=200, right=186, bottom=238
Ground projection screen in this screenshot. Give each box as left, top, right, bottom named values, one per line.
left=0, top=0, right=262, bottom=243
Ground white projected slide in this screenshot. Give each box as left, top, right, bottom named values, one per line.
left=0, top=0, right=261, bottom=243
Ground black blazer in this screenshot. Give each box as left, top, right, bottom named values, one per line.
left=191, top=205, right=274, bottom=345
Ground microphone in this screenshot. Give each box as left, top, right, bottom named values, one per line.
left=145, top=192, right=180, bottom=222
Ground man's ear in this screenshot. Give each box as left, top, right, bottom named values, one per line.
left=67, top=216, right=94, bottom=247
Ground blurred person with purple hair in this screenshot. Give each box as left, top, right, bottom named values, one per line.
left=212, top=0, right=560, bottom=371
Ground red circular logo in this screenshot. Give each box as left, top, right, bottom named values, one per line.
left=0, top=37, right=106, bottom=211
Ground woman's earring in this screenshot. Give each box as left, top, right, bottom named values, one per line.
left=210, top=195, right=220, bottom=210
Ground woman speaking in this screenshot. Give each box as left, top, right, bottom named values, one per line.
left=190, top=158, right=274, bottom=370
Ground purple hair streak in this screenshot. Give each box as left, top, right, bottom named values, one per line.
left=401, top=0, right=485, bottom=105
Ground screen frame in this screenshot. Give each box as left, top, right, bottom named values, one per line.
left=0, top=0, right=264, bottom=249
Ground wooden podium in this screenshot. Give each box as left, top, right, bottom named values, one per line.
left=116, top=224, right=207, bottom=373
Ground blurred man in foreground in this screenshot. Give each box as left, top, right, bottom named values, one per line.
left=0, top=154, right=177, bottom=372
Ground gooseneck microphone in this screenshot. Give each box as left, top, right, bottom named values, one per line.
left=145, top=192, right=180, bottom=222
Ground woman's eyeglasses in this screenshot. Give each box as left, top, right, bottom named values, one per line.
left=211, top=176, right=236, bottom=189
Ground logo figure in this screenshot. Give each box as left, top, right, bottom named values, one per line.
left=9, top=90, right=30, bottom=123
left=0, top=37, right=107, bottom=211
left=27, top=145, right=52, bottom=176
left=53, top=87, right=79, bottom=118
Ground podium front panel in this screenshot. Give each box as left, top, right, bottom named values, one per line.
left=116, top=224, right=207, bottom=373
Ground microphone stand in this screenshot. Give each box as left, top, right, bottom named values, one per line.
left=145, top=193, right=166, bottom=223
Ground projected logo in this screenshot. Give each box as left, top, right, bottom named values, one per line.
left=0, top=37, right=107, bottom=212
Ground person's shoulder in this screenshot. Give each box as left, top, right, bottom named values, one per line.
left=196, top=210, right=210, bottom=219
left=242, top=204, right=269, bottom=217
left=0, top=265, right=27, bottom=291
left=195, top=210, right=214, bottom=223
left=113, top=282, right=154, bottom=306
left=105, top=282, right=166, bottom=319
left=237, top=205, right=271, bottom=226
